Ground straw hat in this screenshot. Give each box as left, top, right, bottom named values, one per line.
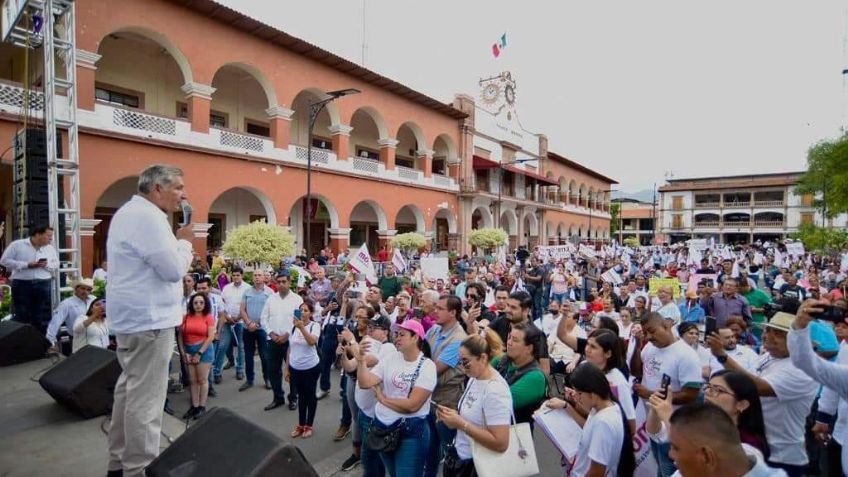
left=69, top=277, right=95, bottom=290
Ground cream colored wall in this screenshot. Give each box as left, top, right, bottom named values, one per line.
left=96, top=37, right=184, bottom=117
left=210, top=67, right=269, bottom=132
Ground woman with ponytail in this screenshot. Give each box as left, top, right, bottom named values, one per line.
left=545, top=363, right=636, bottom=477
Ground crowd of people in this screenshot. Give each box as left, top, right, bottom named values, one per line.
left=165, top=238, right=848, bottom=477
left=5, top=192, right=848, bottom=477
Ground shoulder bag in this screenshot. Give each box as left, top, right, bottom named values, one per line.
left=471, top=386, right=539, bottom=477
left=367, top=354, right=424, bottom=453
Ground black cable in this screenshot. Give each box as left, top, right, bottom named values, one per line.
left=28, top=351, right=62, bottom=382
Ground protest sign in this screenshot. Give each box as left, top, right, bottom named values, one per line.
left=420, top=257, right=449, bottom=281
left=649, top=277, right=682, bottom=298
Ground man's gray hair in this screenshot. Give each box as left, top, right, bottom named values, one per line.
left=138, top=164, right=184, bottom=194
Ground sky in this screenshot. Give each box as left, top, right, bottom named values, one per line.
left=218, top=0, right=847, bottom=193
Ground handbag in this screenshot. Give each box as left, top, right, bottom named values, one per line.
left=471, top=406, right=539, bottom=477
left=367, top=354, right=424, bottom=453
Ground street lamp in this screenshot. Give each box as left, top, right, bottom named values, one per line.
left=305, top=88, right=360, bottom=257
left=496, top=158, right=537, bottom=229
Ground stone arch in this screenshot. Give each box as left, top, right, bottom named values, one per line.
left=212, top=62, right=277, bottom=109
left=350, top=106, right=388, bottom=141
left=578, top=183, right=587, bottom=205
left=500, top=208, right=518, bottom=235
left=395, top=204, right=426, bottom=233
left=349, top=107, right=389, bottom=158
left=350, top=200, right=389, bottom=231
left=290, top=88, right=341, bottom=147
left=99, top=26, right=193, bottom=84
left=433, top=207, right=457, bottom=234
left=471, top=205, right=493, bottom=229
left=522, top=209, right=539, bottom=236
left=432, top=134, right=456, bottom=175
left=396, top=122, right=425, bottom=169
left=288, top=194, right=341, bottom=254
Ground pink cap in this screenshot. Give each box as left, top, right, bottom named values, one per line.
left=398, top=319, right=425, bottom=340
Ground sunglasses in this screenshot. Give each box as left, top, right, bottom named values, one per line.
left=458, top=357, right=473, bottom=369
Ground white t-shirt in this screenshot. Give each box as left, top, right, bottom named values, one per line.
left=607, top=368, right=635, bottom=423
left=289, top=321, right=321, bottom=370
left=640, top=340, right=703, bottom=409
left=455, top=375, right=513, bottom=460
left=355, top=338, right=397, bottom=418
left=656, top=302, right=681, bottom=324
left=370, top=351, right=437, bottom=425
left=708, top=345, right=759, bottom=376
left=617, top=320, right=634, bottom=340
left=570, top=405, right=624, bottom=477
left=757, top=353, right=818, bottom=466
left=535, top=313, right=561, bottom=337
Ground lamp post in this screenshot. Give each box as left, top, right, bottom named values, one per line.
left=305, top=88, right=359, bottom=257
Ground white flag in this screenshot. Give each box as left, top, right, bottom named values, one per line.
left=349, top=243, right=379, bottom=284
left=392, top=248, right=407, bottom=274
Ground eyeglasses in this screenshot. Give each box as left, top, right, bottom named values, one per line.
left=458, top=357, right=473, bottom=369
left=701, top=383, right=735, bottom=398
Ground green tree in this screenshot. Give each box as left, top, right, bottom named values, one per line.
left=790, top=224, right=848, bottom=254
left=609, top=202, right=621, bottom=236
left=796, top=133, right=848, bottom=218
left=222, top=221, right=295, bottom=266
left=468, top=228, right=508, bottom=253
left=391, top=232, right=427, bottom=256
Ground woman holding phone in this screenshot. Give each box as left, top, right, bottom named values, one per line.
left=287, top=299, right=322, bottom=438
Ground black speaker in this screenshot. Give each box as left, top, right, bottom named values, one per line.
left=0, top=321, right=50, bottom=366
left=38, top=345, right=121, bottom=418
left=11, top=127, right=65, bottom=242
left=146, top=407, right=319, bottom=477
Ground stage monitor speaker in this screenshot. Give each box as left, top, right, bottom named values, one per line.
left=0, top=321, right=50, bottom=366
left=38, top=345, right=121, bottom=418
left=146, top=407, right=319, bottom=477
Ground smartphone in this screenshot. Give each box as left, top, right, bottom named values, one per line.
left=293, top=309, right=302, bottom=320
left=38, top=258, right=47, bottom=263
left=704, top=316, right=717, bottom=340
left=660, top=374, right=672, bottom=399
left=179, top=199, right=193, bottom=226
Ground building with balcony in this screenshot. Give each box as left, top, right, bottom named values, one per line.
left=658, top=172, right=848, bottom=244
left=0, top=0, right=615, bottom=274
left=612, top=198, right=656, bottom=245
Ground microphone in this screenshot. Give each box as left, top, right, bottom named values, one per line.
left=179, top=200, right=193, bottom=227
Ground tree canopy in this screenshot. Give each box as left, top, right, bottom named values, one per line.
left=796, top=133, right=848, bottom=218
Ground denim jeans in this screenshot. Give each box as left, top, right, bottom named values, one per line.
left=213, top=322, right=244, bottom=377
left=340, top=373, right=352, bottom=427
left=424, top=410, right=457, bottom=477
left=11, top=279, right=52, bottom=334
left=532, top=290, right=544, bottom=321
left=320, top=324, right=343, bottom=392
left=377, top=416, right=430, bottom=477
left=359, top=411, right=386, bottom=477
left=346, top=373, right=361, bottom=444
left=242, top=328, right=269, bottom=385
left=266, top=341, right=290, bottom=402
left=650, top=439, right=677, bottom=477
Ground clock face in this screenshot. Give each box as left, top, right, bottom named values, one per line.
left=482, top=83, right=501, bottom=105
left=504, top=84, right=516, bottom=105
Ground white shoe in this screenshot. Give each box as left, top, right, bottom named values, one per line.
left=316, top=390, right=330, bottom=400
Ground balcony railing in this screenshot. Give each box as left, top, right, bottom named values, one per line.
left=353, top=157, right=380, bottom=174
left=695, top=202, right=721, bottom=208
left=724, top=220, right=750, bottom=226
left=753, top=220, right=785, bottom=227
left=218, top=128, right=267, bottom=152
left=723, top=201, right=751, bottom=208
left=434, top=174, right=452, bottom=188
left=754, top=200, right=784, bottom=207
left=396, top=165, right=422, bottom=181
left=113, top=108, right=177, bottom=136
left=693, top=221, right=720, bottom=227
left=294, top=145, right=330, bottom=164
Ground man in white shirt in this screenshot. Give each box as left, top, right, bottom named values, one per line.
left=46, top=278, right=96, bottom=353
left=106, top=165, right=193, bottom=477
left=261, top=271, right=303, bottom=411
left=214, top=267, right=248, bottom=382
left=707, top=326, right=759, bottom=375
left=0, top=225, right=60, bottom=334
left=707, top=312, right=817, bottom=476
left=93, top=260, right=108, bottom=282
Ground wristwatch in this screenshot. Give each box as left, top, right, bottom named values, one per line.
left=716, top=354, right=728, bottom=364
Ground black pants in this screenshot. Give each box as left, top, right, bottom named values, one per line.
left=11, top=279, right=52, bottom=334
left=290, top=364, right=320, bottom=426
left=267, top=341, right=294, bottom=402
left=826, top=440, right=843, bottom=477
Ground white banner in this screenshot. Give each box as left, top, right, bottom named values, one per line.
left=537, top=245, right=574, bottom=260
left=420, top=257, right=449, bottom=281
left=786, top=242, right=805, bottom=257
left=348, top=243, right=378, bottom=284
left=578, top=244, right=597, bottom=257
left=688, top=239, right=707, bottom=252
left=391, top=248, right=407, bottom=273
left=633, top=403, right=659, bottom=477
left=601, top=269, right=623, bottom=285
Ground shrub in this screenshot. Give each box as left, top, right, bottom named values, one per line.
left=468, top=228, right=509, bottom=252
left=222, top=220, right=295, bottom=266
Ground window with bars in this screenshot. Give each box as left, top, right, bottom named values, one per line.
left=95, top=86, right=140, bottom=108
